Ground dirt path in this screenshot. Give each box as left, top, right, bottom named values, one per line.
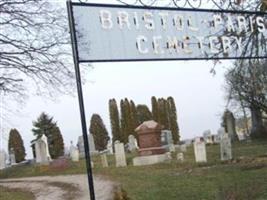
left=0, top=175, right=115, bottom=200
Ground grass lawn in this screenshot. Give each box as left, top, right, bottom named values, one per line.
left=1, top=140, right=267, bottom=200
left=0, top=186, right=35, bottom=200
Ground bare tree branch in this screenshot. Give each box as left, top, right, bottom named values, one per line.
left=0, top=0, right=76, bottom=101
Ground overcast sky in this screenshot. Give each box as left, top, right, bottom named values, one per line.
left=0, top=0, right=233, bottom=159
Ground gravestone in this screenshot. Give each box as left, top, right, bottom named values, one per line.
left=223, top=110, right=238, bottom=141
left=220, top=134, right=232, bottom=161
left=133, top=120, right=169, bottom=166
left=177, top=152, right=184, bottom=162
left=107, top=140, right=113, bottom=155
left=64, top=145, right=70, bottom=157
left=237, top=131, right=246, bottom=141
left=71, top=149, right=79, bottom=162
left=9, top=148, right=16, bottom=165
left=9, top=153, right=16, bottom=165
left=114, top=141, right=127, bottom=167
left=135, top=120, right=165, bottom=156
left=77, top=134, right=98, bottom=158
left=161, top=130, right=173, bottom=145
left=161, top=130, right=175, bottom=152
left=165, top=152, right=172, bottom=160
left=203, top=130, right=213, bottom=144
left=0, top=150, right=7, bottom=170
left=69, top=142, right=79, bottom=162
left=193, top=138, right=207, bottom=163
left=128, top=135, right=138, bottom=152
left=216, top=127, right=226, bottom=143
left=100, top=153, right=108, bottom=168
left=33, top=134, right=51, bottom=164
left=180, top=144, right=187, bottom=152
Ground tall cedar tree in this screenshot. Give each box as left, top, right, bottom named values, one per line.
left=32, top=112, right=64, bottom=159
left=136, top=104, right=153, bottom=124
left=120, top=99, right=127, bottom=143
left=158, top=98, right=169, bottom=128
left=151, top=96, right=159, bottom=122
left=89, top=114, right=109, bottom=151
left=130, top=100, right=139, bottom=137
left=8, top=129, right=26, bottom=163
left=120, top=98, right=133, bottom=143
left=109, top=99, right=121, bottom=143
left=124, top=98, right=134, bottom=139
left=167, top=97, right=180, bottom=143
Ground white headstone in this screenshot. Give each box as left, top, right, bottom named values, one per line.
left=237, top=131, right=246, bottom=141
left=69, top=141, right=79, bottom=162
left=220, top=134, right=232, bottom=161
left=77, top=134, right=98, bottom=158
left=165, top=152, right=172, bottom=160
left=64, top=146, right=70, bottom=157
left=71, top=149, right=79, bottom=162
left=9, top=152, right=16, bottom=165
left=0, top=150, right=7, bottom=170
left=193, top=139, right=207, bottom=163
left=107, top=140, right=113, bottom=155
left=203, top=130, right=213, bottom=144
left=128, top=135, right=138, bottom=152
left=34, top=134, right=51, bottom=164
left=114, top=141, right=127, bottom=167
left=177, top=152, right=184, bottom=162
left=180, top=144, right=187, bottom=152
left=101, top=153, right=108, bottom=168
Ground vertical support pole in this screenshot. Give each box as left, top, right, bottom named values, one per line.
left=67, top=1, right=96, bottom=200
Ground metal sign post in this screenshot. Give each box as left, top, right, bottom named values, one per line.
left=67, top=1, right=96, bottom=200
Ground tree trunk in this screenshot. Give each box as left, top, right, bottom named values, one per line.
left=250, top=105, right=267, bottom=139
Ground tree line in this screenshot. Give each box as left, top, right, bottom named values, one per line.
left=108, top=96, right=180, bottom=144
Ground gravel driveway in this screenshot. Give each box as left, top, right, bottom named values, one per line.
left=0, top=175, right=115, bottom=200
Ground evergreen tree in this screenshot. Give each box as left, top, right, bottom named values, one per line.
left=89, top=114, right=109, bottom=151
left=151, top=96, right=159, bottom=122
left=124, top=98, right=132, bottom=138
left=120, top=99, right=127, bottom=143
left=8, top=129, right=26, bottom=163
left=32, top=112, right=64, bottom=159
left=136, top=104, right=152, bottom=124
left=167, top=97, right=180, bottom=143
left=109, top=99, right=121, bottom=143
left=120, top=98, right=135, bottom=143
left=158, top=98, right=169, bottom=129
left=130, top=100, right=139, bottom=137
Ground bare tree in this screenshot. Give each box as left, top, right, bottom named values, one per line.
left=0, top=0, right=75, bottom=101
left=225, top=59, right=267, bottom=138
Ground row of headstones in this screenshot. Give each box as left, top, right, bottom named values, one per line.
left=77, top=134, right=232, bottom=168
left=68, top=140, right=127, bottom=167
left=194, top=134, right=232, bottom=163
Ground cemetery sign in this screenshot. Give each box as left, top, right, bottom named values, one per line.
left=69, top=2, right=267, bottom=62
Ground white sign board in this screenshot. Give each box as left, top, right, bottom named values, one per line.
left=70, top=3, right=267, bottom=62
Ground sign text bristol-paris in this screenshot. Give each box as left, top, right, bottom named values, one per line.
left=99, top=10, right=266, bottom=55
